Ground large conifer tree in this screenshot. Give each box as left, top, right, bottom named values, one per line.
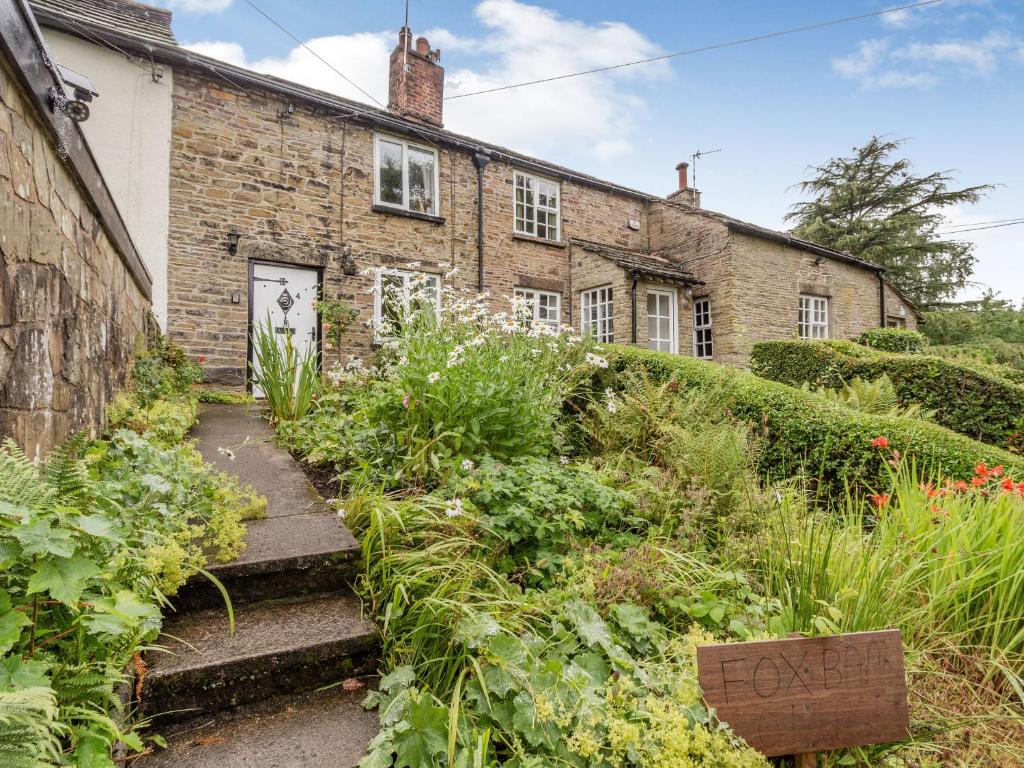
left=786, top=137, right=991, bottom=308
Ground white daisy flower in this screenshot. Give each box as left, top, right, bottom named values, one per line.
left=427, top=371, right=441, bottom=384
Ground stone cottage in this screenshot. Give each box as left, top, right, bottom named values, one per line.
left=30, top=0, right=920, bottom=387
left=0, top=0, right=151, bottom=456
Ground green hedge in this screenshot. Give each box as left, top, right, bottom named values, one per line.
left=749, top=340, right=1024, bottom=448
left=608, top=346, right=1024, bottom=495
left=856, top=327, right=927, bottom=354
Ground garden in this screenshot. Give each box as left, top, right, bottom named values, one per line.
left=0, top=335, right=262, bottom=767
left=266, top=284, right=1023, bottom=767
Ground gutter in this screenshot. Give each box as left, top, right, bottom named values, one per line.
left=723, top=219, right=881, bottom=272
left=877, top=271, right=887, bottom=328
left=472, top=152, right=490, bottom=291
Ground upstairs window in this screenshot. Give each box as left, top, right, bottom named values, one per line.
left=374, top=268, right=440, bottom=340
left=514, top=288, right=561, bottom=329
left=798, top=295, right=829, bottom=340
left=581, top=286, right=614, bottom=343
left=374, top=135, right=438, bottom=215
left=514, top=172, right=560, bottom=240
left=647, top=288, right=677, bottom=354
left=693, top=297, right=713, bottom=359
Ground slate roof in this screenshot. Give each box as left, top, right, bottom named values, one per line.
left=570, top=239, right=702, bottom=285
left=29, top=0, right=177, bottom=47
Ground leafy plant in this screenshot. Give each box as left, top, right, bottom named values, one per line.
left=810, top=374, right=935, bottom=420
left=250, top=314, right=320, bottom=422
left=857, top=327, right=927, bottom=354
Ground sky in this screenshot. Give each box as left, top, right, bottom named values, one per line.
left=164, top=0, right=1024, bottom=304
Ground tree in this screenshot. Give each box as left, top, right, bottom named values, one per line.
left=786, top=137, right=991, bottom=309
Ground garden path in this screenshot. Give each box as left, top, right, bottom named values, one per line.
left=136, top=403, right=379, bottom=767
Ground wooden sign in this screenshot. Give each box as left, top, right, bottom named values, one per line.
left=696, top=630, right=909, bottom=757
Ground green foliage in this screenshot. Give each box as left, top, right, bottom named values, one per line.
left=250, top=315, right=320, bottom=422
left=609, top=345, right=1024, bottom=499
left=921, top=294, right=1024, bottom=345
left=810, top=374, right=935, bottom=420
left=856, top=327, right=927, bottom=354
left=786, top=136, right=991, bottom=307
left=750, top=339, right=1024, bottom=448
left=452, top=457, right=635, bottom=587
left=315, top=295, right=359, bottom=366
left=0, top=333, right=259, bottom=765
left=198, top=389, right=256, bottom=405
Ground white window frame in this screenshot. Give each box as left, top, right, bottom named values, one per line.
left=513, top=171, right=561, bottom=241
left=514, top=287, right=561, bottom=329
left=373, top=268, right=441, bottom=341
left=646, top=287, right=678, bottom=354
left=692, top=297, right=713, bottom=359
left=798, top=295, right=829, bottom=340
left=373, top=134, right=440, bottom=216
left=580, top=285, right=614, bottom=343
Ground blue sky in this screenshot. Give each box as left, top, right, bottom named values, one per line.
left=167, top=0, right=1024, bottom=303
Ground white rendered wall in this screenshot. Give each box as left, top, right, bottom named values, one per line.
left=42, top=30, right=173, bottom=327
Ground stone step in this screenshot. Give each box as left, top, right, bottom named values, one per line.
left=136, top=686, right=379, bottom=768
left=174, top=512, right=361, bottom=610
left=142, top=594, right=378, bottom=724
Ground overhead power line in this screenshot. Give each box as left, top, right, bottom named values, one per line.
left=936, top=219, right=1024, bottom=235
left=936, top=217, right=1024, bottom=231
left=446, top=0, right=944, bottom=100
left=243, top=0, right=386, bottom=108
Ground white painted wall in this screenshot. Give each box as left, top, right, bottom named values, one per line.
left=42, top=30, right=173, bottom=327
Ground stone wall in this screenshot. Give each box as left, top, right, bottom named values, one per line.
left=0, top=57, right=148, bottom=457
left=167, top=69, right=648, bottom=383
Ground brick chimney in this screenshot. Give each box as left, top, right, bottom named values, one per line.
left=667, top=161, right=701, bottom=208
left=388, top=27, right=444, bottom=127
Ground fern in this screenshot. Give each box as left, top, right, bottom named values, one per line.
left=0, top=440, right=53, bottom=510
left=0, top=687, right=63, bottom=768
left=44, top=433, right=94, bottom=511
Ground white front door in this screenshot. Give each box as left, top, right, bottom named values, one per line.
left=249, top=262, right=320, bottom=397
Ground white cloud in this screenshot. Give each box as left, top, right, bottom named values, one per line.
left=185, top=41, right=246, bottom=67
left=165, top=0, right=233, bottom=13
left=186, top=0, right=669, bottom=163
left=833, top=29, right=1022, bottom=89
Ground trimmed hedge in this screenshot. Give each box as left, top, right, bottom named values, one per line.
left=750, top=340, right=1024, bottom=448
left=608, top=345, right=1024, bottom=496
left=856, top=327, right=927, bottom=354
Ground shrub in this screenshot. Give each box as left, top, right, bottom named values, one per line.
left=856, top=326, right=927, bottom=353
left=810, top=374, right=934, bottom=420
left=606, top=346, right=1024, bottom=497
left=750, top=339, right=1024, bottom=448
left=250, top=315, right=320, bottom=422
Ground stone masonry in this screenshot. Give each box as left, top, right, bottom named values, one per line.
left=162, top=27, right=917, bottom=383
left=0, top=55, right=148, bottom=457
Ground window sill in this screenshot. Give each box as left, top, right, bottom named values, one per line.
left=372, top=204, right=446, bottom=225
left=512, top=232, right=566, bottom=249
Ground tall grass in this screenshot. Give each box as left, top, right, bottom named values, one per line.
left=758, top=461, right=1024, bottom=694
left=250, top=314, right=319, bottom=421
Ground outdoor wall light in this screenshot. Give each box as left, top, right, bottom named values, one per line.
left=278, top=103, right=296, bottom=119
left=226, top=231, right=241, bottom=255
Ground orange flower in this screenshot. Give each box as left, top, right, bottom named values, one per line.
left=975, top=462, right=989, bottom=477
left=1001, top=477, right=1015, bottom=492
left=992, top=465, right=1004, bottom=478
left=871, top=436, right=890, bottom=449
left=971, top=476, right=986, bottom=487
left=953, top=480, right=969, bottom=492
left=869, top=493, right=890, bottom=509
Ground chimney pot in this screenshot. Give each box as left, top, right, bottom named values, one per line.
left=388, top=27, right=445, bottom=126
left=675, top=161, right=689, bottom=190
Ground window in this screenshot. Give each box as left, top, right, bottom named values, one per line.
left=581, top=286, right=614, bottom=343
left=514, top=287, right=561, bottom=329
left=514, top=172, right=560, bottom=240
left=692, top=297, right=713, bottom=359
left=886, top=316, right=907, bottom=329
left=798, top=295, right=829, bottom=339
left=374, top=268, right=441, bottom=339
left=647, top=288, right=677, bottom=353
left=374, top=135, right=438, bottom=215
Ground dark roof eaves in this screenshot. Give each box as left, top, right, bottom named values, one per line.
left=569, top=238, right=703, bottom=285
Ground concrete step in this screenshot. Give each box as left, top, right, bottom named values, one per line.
left=136, top=686, right=379, bottom=768
left=142, top=594, right=378, bottom=724
left=174, top=512, right=361, bottom=610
